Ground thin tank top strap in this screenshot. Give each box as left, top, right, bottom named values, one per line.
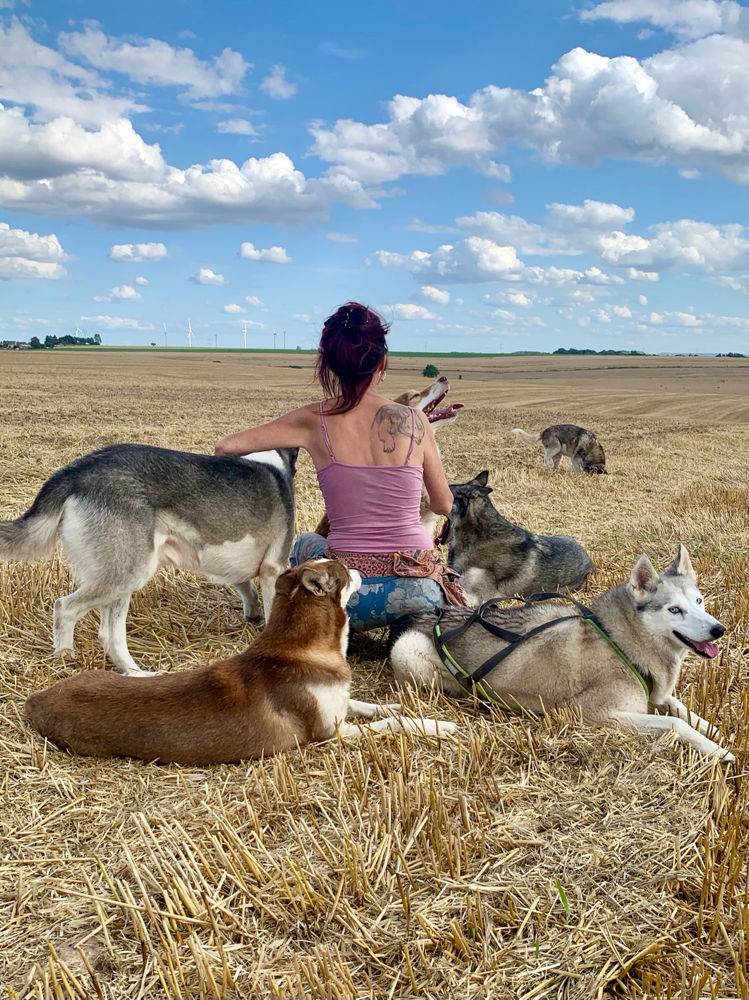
left=405, top=407, right=416, bottom=465
left=319, top=401, right=336, bottom=461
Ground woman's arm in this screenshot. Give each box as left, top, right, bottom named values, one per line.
left=215, top=407, right=312, bottom=456
left=421, top=423, right=454, bottom=516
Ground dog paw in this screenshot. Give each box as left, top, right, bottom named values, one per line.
left=52, top=646, right=75, bottom=661
left=715, top=747, right=736, bottom=764
left=119, top=665, right=154, bottom=678
left=403, top=718, right=457, bottom=737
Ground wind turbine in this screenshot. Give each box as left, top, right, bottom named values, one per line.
left=74, top=322, right=87, bottom=337
left=243, top=323, right=247, bottom=349
left=187, top=318, right=193, bottom=347
left=163, top=323, right=168, bottom=347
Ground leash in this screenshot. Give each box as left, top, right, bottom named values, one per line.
left=432, top=591, right=653, bottom=709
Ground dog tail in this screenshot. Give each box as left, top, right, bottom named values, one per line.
left=512, top=428, right=541, bottom=446
left=0, top=471, right=71, bottom=562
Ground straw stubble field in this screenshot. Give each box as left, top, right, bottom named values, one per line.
left=0, top=350, right=747, bottom=999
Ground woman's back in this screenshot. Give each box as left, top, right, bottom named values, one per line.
left=316, top=398, right=433, bottom=553
left=306, top=395, right=427, bottom=471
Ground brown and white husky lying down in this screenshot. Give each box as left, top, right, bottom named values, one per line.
left=391, top=545, right=733, bottom=761
left=26, top=559, right=455, bottom=765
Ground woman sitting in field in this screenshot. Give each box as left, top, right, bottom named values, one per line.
left=215, top=302, right=467, bottom=630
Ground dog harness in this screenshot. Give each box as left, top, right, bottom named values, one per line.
left=432, top=591, right=653, bottom=709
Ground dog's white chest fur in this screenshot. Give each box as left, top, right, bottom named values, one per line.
left=307, top=681, right=351, bottom=734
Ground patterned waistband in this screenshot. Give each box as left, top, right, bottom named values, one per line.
left=326, top=547, right=471, bottom=607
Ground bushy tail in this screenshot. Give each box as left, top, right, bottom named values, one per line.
left=512, top=428, right=541, bottom=447
left=0, top=512, right=62, bottom=561
left=0, top=474, right=71, bottom=561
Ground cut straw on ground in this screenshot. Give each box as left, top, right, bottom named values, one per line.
left=1, top=352, right=747, bottom=998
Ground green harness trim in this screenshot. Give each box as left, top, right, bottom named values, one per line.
left=432, top=591, right=653, bottom=709
left=582, top=616, right=652, bottom=698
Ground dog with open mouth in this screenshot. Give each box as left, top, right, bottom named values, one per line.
left=390, top=543, right=732, bottom=761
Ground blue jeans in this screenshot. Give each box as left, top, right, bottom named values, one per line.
left=290, top=532, right=443, bottom=630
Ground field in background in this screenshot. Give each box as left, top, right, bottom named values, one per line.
left=0, top=351, right=747, bottom=998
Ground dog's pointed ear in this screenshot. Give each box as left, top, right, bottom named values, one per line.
left=628, top=554, right=659, bottom=600
left=300, top=564, right=338, bottom=597
left=275, top=568, right=298, bottom=597
left=663, top=543, right=696, bottom=581
left=465, top=471, right=492, bottom=497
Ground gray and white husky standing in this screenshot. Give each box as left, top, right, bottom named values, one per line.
left=513, top=424, right=607, bottom=474
left=391, top=544, right=733, bottom=760
left=0, top=444, right=298, bottom=675
left=442, top=471, right=594, bottom=600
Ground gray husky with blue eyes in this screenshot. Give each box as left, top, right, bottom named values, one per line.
left=391, top=544, right=733, bottom=761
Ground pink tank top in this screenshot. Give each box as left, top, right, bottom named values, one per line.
left=316, top=402, right=434, bottom=553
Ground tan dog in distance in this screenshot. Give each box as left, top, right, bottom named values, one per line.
left=26, top=559, right=454, bottom=765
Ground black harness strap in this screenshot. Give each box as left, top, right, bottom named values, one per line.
left=432, top=590, right=653, bottom=706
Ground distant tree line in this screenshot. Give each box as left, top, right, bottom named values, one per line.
left=553, top=348, right=646, bottom=356
left=715, top=353, right=746, bottom=358
left=29, top=334, right=102, bottom=349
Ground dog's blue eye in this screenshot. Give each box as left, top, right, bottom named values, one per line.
left=669, top=606, right=682, bottom=615
left=696, top=597, right=703, bottom=605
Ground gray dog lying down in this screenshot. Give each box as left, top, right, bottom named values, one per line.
left=390, top=544, right=733, bottom=761
left=441, top=471, right=594, bottom=601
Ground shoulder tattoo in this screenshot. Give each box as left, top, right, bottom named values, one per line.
left=372, top=404, right=425, bottom=454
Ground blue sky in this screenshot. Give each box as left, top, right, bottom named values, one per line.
left=1, top=0, right=748, bottom=352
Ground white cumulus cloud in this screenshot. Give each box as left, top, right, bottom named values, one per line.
left=374, top=239, right=525, bottom=284
left=222, top=303, right=245, bottom=313
left=217, top=119, right=261, bottom=136
left=390, top=303, right=439, bottom=320
left=0, top=24, right=373, bottom=230
left=260, top=64, right=297, bottom=99
left=579, top=0, right=749, bottom=41
left=238, top=242, right=292, bottom=263
left=418, top=285, right=451, bottom=305
left=310, top=30, right=749, bottom=184
left=0, top=221, right=69, bottom=279
left=109, top=242, right=167, bottom=263
left=59, top=27, right=250, bottom=101
left=627, top=267, right=660, bottom=280
left=134, top=276, right=148, bottom=285
left=93, top=284, right=143, bottom=302
left=327, top=232, right=359, bottom=243
left=244, top=295, right=265, bottom=308
left=190, top=268, right=226, bottom=285
left=79, top=315, right=154, bottom=330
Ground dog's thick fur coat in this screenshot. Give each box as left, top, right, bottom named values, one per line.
left=444, top=471, right=594, bottom=601
left=26, top=559, right=455, bottom=764
left=391, top=545, right=732, bottom=760
left=513, top=424, right=607, bottom=474
left=0, top=444, right=298, bottom=675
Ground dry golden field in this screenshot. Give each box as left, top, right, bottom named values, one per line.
left=0, top=349, right=747, bottom=999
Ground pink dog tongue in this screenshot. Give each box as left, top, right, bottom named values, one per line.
left=692, top=639, right=720, bottom=658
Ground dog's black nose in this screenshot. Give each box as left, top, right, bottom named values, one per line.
left=711, top=623, right=726, bottom=639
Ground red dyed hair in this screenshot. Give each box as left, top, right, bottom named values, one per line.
left=315, top=302, right=390, bottom=414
